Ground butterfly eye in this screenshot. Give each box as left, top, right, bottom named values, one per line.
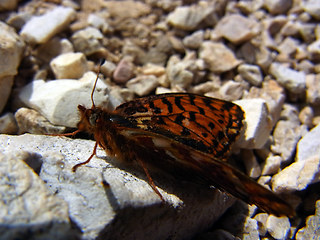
left=89, top=113, right=99, bottom=126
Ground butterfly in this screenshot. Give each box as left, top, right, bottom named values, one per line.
left=69, top=65, right=295, bottom=218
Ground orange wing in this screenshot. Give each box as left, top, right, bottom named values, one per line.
left=114, top=93, right=244, bottom=160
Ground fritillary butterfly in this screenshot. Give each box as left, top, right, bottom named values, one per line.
left=70, top=64, right=294, bottom=218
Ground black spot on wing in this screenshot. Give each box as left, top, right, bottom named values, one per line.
left=174, top=114, right=185, bottom=125
left=149, top=101, right=162, bottom=114
left=161, top=98, right=173, bottom=113
left=175, top=97, right=185, bottom=111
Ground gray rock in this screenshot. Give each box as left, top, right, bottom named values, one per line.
left=0, top=151, right=74, bottom=240
left=0, top=134, right=234, bottom=240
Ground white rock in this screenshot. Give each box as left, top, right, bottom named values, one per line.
left=0, top=134, right=235, bottom=240
left=20, top=6, right=76, bottom=44
left=297, top=123, right=320, bottom=162
left=0, top=151, right=73, bottom=239
left=269, top=63, right=306, bottom=94
left=272, top=155, right=320, bottom=193
left=234, top=99, right=271, bottom=149
left=126, top=75, right=159, bottom=96
left=199, top=42, right=241, bottom=73
left=266, top=215, right=290, bottom=239
left=50, top=52, right=88, bottom=79
left=18, top=75, right=110, bottom=128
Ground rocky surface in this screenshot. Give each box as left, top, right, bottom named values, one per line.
left=0, top=0, right=320, bottom=239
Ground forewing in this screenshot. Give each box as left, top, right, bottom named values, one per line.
left=114, top=93, right=244, bottom=159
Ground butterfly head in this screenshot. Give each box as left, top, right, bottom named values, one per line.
left=77, top=105, right=103, bottom=134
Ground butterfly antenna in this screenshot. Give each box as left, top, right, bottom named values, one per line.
left=91, top=59, right=105, bottom=108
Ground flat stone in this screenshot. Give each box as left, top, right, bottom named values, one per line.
left=199, top=42, right=241, bottom=73
left=20, top=6, right=76, bottom=44
left=167, top=3, right=215, bottom=31
left=269, top=63, right=306, bottom=94
left=50, top=52, right=89, bottom=79
left=126, top=75, right=159, bottom=96
left=0, top=134, right=235, bottom=240
left=0, top=151, right=73, bottom=239
left=213, top=14, right=259, bottom=45
left=18, top=74, right=110, bottom=128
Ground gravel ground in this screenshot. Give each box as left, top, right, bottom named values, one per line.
left=0, top=0, right=320, bottom=239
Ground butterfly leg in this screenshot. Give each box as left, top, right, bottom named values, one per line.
left=72, top=141, right=98, bottom=172
left=136, top=157, right=165, bottom=202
